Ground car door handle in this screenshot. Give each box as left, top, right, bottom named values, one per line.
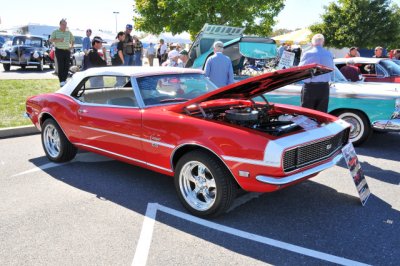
left=78, top=109, right=88, bottom=114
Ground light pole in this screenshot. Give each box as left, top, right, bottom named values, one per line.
left=113, top=11, right=119, bottom=33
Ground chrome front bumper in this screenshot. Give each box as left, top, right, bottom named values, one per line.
left=372, top=118, right=400, bottom=132
left=256, top=153, right=343, bottom=185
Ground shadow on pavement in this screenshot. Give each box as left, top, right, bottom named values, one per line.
left=29, top=151, right=400, bottom=265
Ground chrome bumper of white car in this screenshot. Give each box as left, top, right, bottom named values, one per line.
left=256, top=153, right=343, bottom=185
left=372, top=118, right=400, bottom=132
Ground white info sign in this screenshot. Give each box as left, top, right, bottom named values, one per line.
left=278, top=50, right=295, bottom=69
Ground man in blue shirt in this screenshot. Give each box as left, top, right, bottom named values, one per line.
left=204, top=41, right=234, bottom=87
left=82, top=29, right=92, bottom=54
left=299, top=34, right=334, bottom=112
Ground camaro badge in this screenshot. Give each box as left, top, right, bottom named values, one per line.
left=326, top=144, right=332, bottom=150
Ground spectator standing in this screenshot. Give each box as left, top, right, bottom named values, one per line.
left=123, top=24, right=135, bottom=66
left=87, top=36, right=107, bottom=87
left=345, top=47, right=358, bottom=58
left=50, top=18, right=75, bottom=86
left=204, top=41, right=234, bottom=87
left=393, top=49, right=400, bottom=60
left=146, top=42, right=156, bottom=66
left=179, top=50, right=189, bottom=67
left=277, top=42, right=288, bottom=58
left=82, top=29, right=92, bottom=55
left=133, top=35, right=143, bottom=66
left=111, top=32, right=125, bottom=66
left=298, top=34, right=334, bottom=113
left=340, top=60, right=361, bottom=82
left=373, top=46, right=388, bottom=58
left=157, top=39, right=168, bottom=65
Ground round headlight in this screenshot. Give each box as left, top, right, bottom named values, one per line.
left=0, top=51, right=6, bottom=57
left=33, top=51, right=40, bottom=59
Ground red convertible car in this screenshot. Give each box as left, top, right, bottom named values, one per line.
left=26, top=65, right=350, bottom=217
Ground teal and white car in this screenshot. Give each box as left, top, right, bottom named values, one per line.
left=267, top=67, right=400, bottom=146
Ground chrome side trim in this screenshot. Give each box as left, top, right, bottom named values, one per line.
left=80, top=126, right=176, bottom=149
left=371, top=118, right=400, bottom=131
left=263, top=120, right=349, bottom=167
left=256, top=153, right=343, bottom=185
left=74, top=143, right=173, bottom=172
left=221, top=156, right=267, bottom=166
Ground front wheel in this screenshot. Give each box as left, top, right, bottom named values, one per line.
left=37, top=59, right=44, bottom=71
left=174, top=150, right=236, bottom=217
left=41, top=118, right=77, bottom=162
left=3, top=63, right=10, bottom=71
left=334, top=110, right=371, bottom=146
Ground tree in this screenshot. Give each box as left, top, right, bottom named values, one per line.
left=133, top=0, right=285, bottom=37
left=310, top=0, right=400, bottom=49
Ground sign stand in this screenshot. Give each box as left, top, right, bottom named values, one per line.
left=341, top=143, right=371, bottom=206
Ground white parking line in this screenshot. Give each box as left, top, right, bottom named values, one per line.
left=132, top=203, right=371, bottom=266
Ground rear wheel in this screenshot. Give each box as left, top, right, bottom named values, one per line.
left=334, top=110, right=371, bottom=146
left=174, top=150, right=236, bottom=217
left=41, top=118, right=77, bottom=162
left=3, top=63, right=10, bottom=71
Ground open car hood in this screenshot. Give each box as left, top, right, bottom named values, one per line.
left=170, top=64, right=332, bottom=111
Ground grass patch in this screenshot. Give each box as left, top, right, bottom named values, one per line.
left=0, top=79, right=59, bottom=128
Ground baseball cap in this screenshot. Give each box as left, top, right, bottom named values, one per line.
left=179, top=50, right=188, bottom=56
left=126, top=24, right=133, bottom=30
left=168, top=50, right=180, bottom=59
left=93, top=36, right=106, bottom=43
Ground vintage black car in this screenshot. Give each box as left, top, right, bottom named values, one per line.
left=0, top=35, right=54, bottom=71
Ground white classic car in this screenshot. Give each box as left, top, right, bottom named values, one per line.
left=267, top=67, right=400, bottom=145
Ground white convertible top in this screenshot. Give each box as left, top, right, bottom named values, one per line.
left=57, top=66, right=204, bottom=95
left=334, top=57, right=387, bottom=64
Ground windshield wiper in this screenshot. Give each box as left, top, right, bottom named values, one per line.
left=159, top=98, right=188, bottom=103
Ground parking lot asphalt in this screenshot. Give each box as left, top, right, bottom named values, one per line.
left=1, top=131, right=399, bottom=265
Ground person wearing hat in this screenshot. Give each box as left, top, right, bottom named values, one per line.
left=86, top=36, right=107, bottom=87
left=162, top=50, right=184, bottom=67
left=82, top=28, right=92, bottom=55
left=204, top=41, right=234, bottom=87
left=49, top=18, right=75, bottom=86
left=179, top=50, right=189, bottom=67
left=123, top=24, right=135, bottom=66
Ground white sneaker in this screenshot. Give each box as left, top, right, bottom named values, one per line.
left=60, top=81, right=66, bottom=87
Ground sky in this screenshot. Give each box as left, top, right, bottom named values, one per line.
left=1, top=0, right=400, bottom=33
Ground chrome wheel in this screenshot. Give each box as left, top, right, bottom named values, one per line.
left=179, top=161, right=217, bottom=211
left=43, top=124, right=61, bottom=158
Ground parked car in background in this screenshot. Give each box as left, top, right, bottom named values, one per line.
left=267, top=66, right=400, bottom=145
left=334, top=57, right=400, bottom=83
left=0, top=35, right=54, bottom=71
left=186, top=24, right=277, bottom=76
left=26, top=64, right=350, bottom=217
left=0, top=34, right=13, bottom=47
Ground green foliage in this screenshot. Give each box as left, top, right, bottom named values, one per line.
left=134, top=0, right=285, bottom=37
left=0, top=80, right=58, bottom=128
left=310, top=0, right=400, bottom=49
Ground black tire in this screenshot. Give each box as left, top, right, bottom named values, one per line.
left=3, top=63, right=10, bottom=71
left=37, top=59, right=44, bottom=71
left=49, top=62, right=54, bottom=69
left=41, top=118, right=77, bottom=162
left=21, top=65, right=26, bottom=70
left=334, top=110, right=371, bottom=146
left=174, top=150, right=236, bottom=217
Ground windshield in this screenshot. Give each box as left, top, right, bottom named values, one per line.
left=136, top=73, right=218, bottom=106
left=12, top=36, right=42, bottom=47
left=380, top=60, right=400, bottom=76
left=74, top=36, right=83, bottom=45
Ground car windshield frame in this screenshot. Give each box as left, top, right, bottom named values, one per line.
left=379, top=60, right=400, bottom=76
left=136, top=73, right=218, bottom=106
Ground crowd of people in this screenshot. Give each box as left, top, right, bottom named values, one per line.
left=49, top=19, right=234, bottom=88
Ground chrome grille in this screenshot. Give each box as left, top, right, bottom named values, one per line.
left=283, top=129, right=349, bottom=172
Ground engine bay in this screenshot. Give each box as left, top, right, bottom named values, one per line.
left=185, top=102, right=320, bottom=136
